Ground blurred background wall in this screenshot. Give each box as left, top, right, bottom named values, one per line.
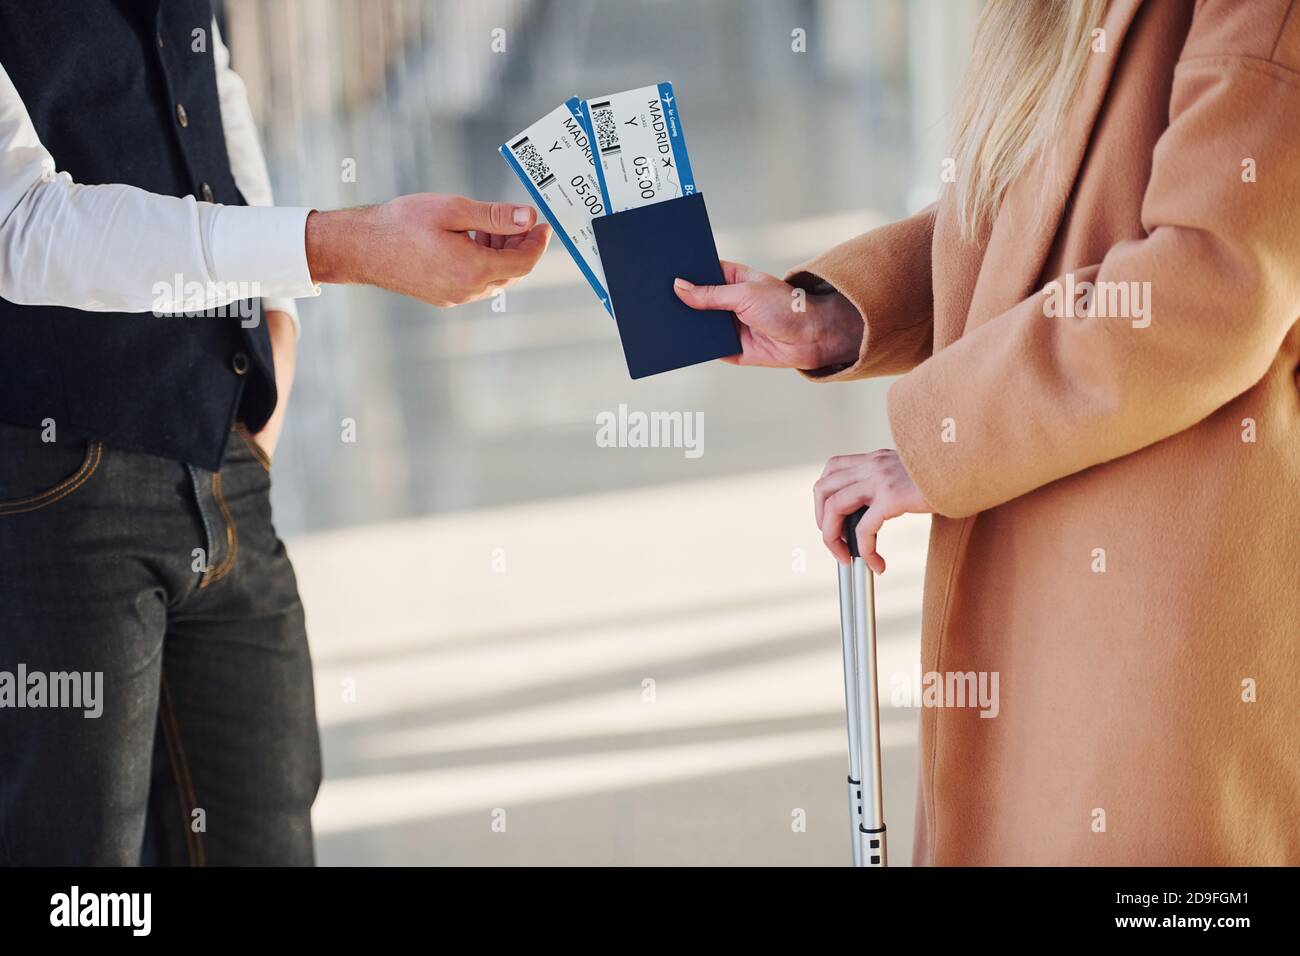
left=218, top=0, right=978, bottom=866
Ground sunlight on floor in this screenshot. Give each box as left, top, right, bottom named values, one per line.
left=291, top=465, right=929, bottom=865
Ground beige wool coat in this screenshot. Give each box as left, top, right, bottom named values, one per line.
left=789, top=0, right=1300, bottom=865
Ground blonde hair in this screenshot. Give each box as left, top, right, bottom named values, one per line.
left=950, top=0, right=1109, bottom=239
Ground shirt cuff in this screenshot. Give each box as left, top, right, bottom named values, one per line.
left=209, top=204, right=320, bottom=300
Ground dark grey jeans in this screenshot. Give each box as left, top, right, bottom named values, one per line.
left=0, top=422, right=321, bottom=865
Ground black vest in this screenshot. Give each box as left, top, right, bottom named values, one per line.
left=0, top=0, right=276, bottom=470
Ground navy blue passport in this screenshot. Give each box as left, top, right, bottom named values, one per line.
left=593, top=193, right=741, bottom=379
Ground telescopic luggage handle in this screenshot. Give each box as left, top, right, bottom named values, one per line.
left=837, top=506, right=887, bottom=867
left=843, top=507, right=866, bottom=559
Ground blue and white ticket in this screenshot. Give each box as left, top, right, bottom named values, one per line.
left=580, top=82, right=697, bottom=213
left=499, top=97, right=612, bottom=315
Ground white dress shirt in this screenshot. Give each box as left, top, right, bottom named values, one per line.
left=0, top=20, right=315, bottom=334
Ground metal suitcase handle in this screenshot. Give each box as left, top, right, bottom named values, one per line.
left=838, top=507, right=887, bottom=867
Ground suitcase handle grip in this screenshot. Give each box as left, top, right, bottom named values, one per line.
left=843, top=507, right=868, bottom=559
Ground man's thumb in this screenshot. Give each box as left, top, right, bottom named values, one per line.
left=454, top=199, right=536, bottom=234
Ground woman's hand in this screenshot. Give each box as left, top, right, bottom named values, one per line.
left=673, top=261, right=863, bottom=369
left=814, top=450, right=933, bottom=572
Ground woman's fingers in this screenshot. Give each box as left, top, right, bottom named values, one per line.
left=673, top=276, right=749, bottom=312
left=813, top=450, right=928, bottom=571
left=821, top=485, right=892, bottom=572
left=675, top=263, right=836, bottom=370
left=821, top=485, right=871, bottom=565
left=812, top=467, right=859, bottom=528
left=719, top=260, right=762, bottom=284
left=674, top=262, right=771, bottom=314
left=819, top=454, right=859, bottom=478
left=853, top=501, right=891, bottom=575
left=814, top=454, right=867, bottom=525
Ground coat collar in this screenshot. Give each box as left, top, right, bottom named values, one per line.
left=968, top=0, right=1146, bottom=322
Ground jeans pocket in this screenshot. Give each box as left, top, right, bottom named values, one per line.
left=231, top=422, right=272, bottom=473
left=0, top=424, right=104, bottom=517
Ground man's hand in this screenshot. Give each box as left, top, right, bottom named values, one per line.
left=305, top=193, right=551, bottom=307
left=250, top=308, right=297, bottom=462
left=673, top=261, right=864, bottom=370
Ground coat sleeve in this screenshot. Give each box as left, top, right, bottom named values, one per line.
left=783, top=204, right=936, bottom=381
left=888, top=46, right=1300, bottom=518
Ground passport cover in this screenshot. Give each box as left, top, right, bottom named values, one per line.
left=593, top=192, right=741, bottom=379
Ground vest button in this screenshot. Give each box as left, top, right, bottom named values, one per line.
left=200, top=182, right=214, bottom=203
left=156, top=33, right=164, bottom=49
left=231, top=352, right=250, bottom=376
left=175, top=103, right=189, bottom=128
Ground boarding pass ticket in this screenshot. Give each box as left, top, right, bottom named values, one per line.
left=499, top=97, right=612, bottom=315
left=580, top=82, right=697, bottom=213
